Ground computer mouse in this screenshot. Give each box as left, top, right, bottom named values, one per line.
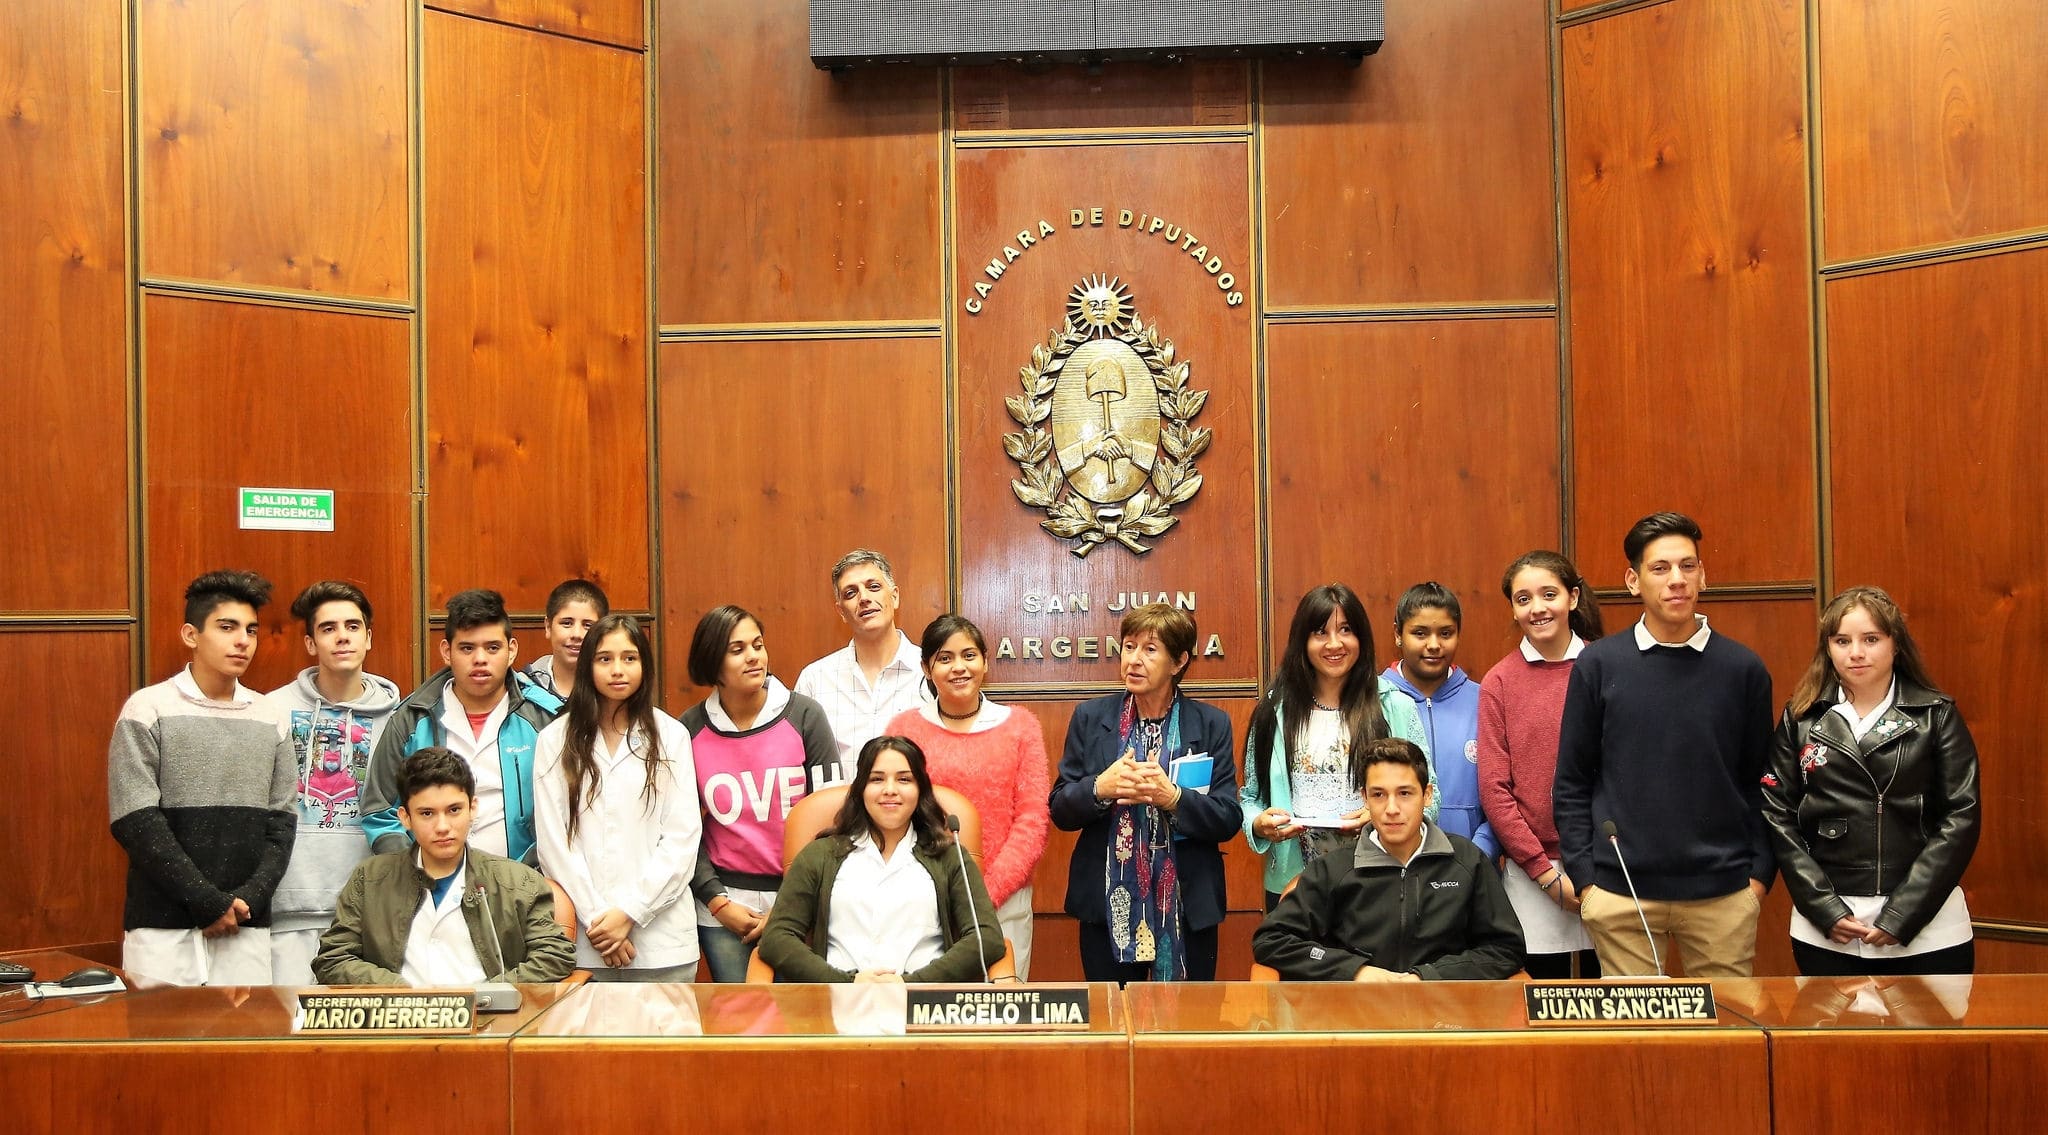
left=57, top=967, right=118, bottom=988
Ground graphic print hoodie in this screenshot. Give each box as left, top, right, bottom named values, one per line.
left=268, top=668, right=403, bottom=931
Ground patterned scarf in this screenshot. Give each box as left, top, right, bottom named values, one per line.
left=1103, top=692, right=1186, bottom=980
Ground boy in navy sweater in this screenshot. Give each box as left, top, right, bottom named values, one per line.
left=1553, top=512, right=1775, bottom=977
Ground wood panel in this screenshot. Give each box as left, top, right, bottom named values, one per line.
left=0, top=0, right=129, bottom=612
left=1134, top=1009, right=1768, bottom=1135
left=143, top=295, right=416, bottom=694
left=425, top=12, right=648, bottom=613
left=513, top=1034, right=1127, bottom=1134
left=1772, top=1033, right=2048, bottom=1132
left=1267, top=317, right=1561, bottom=681
left=955, top=142, right=1258, bottom=686
left=1819, top=0, right=2048, bottom=263
left=0, top=632, right=132, bottom=952
left=1262, top=0, right=1555, bottom=306
left=139, top=0, right=408, bottom=299
left=428, top=0, right=642, bottom=50
left=657, top=0, right=941, bottom=325
left=655, top=337, right=948, bottom=709
left=1825, top=249, right=2048, bottom=924
left=952, top=59, right=1248, bottom=132
left=0, top=1040, right=512, bottom=1135
left=1563, top=0, right=1815, bottom=586
left=1978, top=937, right=2048, bottom=975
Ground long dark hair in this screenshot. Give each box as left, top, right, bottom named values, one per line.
left=1250, top=584, right=1390, bottom=799
left=560, top=614, right=664, bottom=842
left=831, top=736, right=953, bottom=856
left=1500, top=550, right=1605, bottom=644
left=1788, top=586, right=1944, bottom=717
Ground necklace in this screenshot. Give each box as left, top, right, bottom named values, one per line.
left=1312, top=696, right=1339, bottom=712
left=937, top=696, right=984, bottom=723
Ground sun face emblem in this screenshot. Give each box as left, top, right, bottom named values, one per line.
left=1066, top=275, right=1135, bottom=338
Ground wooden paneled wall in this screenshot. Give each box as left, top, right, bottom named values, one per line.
left=6, top=0, right=2045, bottom=970
left=1, top=0, right=648, bottom=951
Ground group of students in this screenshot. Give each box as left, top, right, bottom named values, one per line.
left=106, top=511, right=1980, bottom=990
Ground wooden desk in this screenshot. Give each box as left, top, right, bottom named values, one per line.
left=1726, top=973, right=2048, bottom=1130
left=0, top=949, right=129, bottom=1027
left=510, top=983, right=1130, bottom=1134
left=0, top=982, right=575, bottom=1135
left=1125, top=982, right=1770, bottom=1134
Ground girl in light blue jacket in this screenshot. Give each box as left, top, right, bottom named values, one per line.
left=1242, top=584, right=1431, bottom=909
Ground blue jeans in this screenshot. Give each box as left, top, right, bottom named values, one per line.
left=697, top=920, right=757, bottom=983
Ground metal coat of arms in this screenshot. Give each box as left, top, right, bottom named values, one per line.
left=1003, top=276, right=1211, bottom=556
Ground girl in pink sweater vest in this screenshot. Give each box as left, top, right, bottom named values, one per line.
left=1477, top=550, right=1606, bottom=980
left=887, top=614, right=1050, bottom=979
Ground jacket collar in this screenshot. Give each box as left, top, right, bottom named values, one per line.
left=1806, top=678, right=1936, bottom=753
left=1353, top=821, right=1452, bottom=869
left=1097, top=690, right=1185, bottom=730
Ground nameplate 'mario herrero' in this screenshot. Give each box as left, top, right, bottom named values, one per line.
left=906, top=985, right=1092, bottom=1032
left=294, top=989, right=478, bottom=1035
left=1524, top=981, right=1719, bottom=1027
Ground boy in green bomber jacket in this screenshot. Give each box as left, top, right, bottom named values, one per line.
left=314, top=748, right=574, bottom=986
left=1253, top=737, right=1525, bottom=981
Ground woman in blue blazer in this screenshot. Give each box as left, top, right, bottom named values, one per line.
left=1050, top=603, right=1239, bottom=981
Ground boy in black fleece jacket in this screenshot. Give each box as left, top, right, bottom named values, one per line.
left=1253, top=738, right=1523, bottom=981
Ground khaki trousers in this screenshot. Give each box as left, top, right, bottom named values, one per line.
left=1579, top=883, right=1760, bottom=978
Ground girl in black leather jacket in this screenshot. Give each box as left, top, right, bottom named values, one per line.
left=1762, top=587, right=1979, bottom=975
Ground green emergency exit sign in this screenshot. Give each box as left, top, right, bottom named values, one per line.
left=239, top=487, right=334, bottom=532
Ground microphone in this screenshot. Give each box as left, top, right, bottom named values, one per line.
left=946, top=814, right=992, bottom=984
left=475, top=882, right=510, bottom=978
left=1603, top=821, right=1663, bottom=977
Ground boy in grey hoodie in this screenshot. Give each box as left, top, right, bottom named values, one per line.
left=267, top=582, right=402, bottom=985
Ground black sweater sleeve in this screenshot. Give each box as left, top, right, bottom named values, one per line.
left=1250, top=858, right=1369, bottom=981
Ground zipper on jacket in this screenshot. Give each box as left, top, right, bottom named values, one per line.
left=1874, top=794, right=1884, bottom=893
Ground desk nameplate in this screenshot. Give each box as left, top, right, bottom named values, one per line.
left=1524, top=981, right=1718, bottom=1026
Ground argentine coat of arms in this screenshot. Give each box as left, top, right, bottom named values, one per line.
left=1002, top=276, right=1210, bottom=556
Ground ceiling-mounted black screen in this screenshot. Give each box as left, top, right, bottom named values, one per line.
left=809, top=1, right=1383, bottom=69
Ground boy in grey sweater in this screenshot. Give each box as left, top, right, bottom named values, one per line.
left=108, top=570, right=297, bottom=985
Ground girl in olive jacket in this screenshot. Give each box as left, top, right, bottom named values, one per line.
left=758, top=736, right=1004, bottom=983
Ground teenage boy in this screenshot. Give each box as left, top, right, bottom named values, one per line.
left=1253, top=738, right=1523, bottom=981
left=108, top=570, right=297, bottom=985
left=265, top=581, right=402, bottom=985
left=794, top=549, right=922, bottom=787
left=314, top=748, right=574, bottom=985
left=1553, top=511, right=1775, bottom=978
left=1382, top=582, right=1497, bottom=861
left=524, top=578, right=608, bottom=699
left=360, top=589, right=563, bottom=865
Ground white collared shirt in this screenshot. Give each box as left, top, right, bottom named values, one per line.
left=1829, top=680, right=1898, bottom=741
left=400, top=853, right=487, bottom=986
left=1366, top=822, right=1432, bottom=870
left=824, top=834, right=944, bottom=976
left=1519, top=634, right=1587, bottom=663
left=533, top=712, right=704, bottom=970
left=174, top=664, right=259, bottom=707
left=794, top=631, right=926, bottom=767
left=438, top=685, right=510, bottom=857
left=1633, top=615, right=1713, bottom=652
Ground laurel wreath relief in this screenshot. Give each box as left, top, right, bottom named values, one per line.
left=1003, top=315, right=1211, bottom=557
